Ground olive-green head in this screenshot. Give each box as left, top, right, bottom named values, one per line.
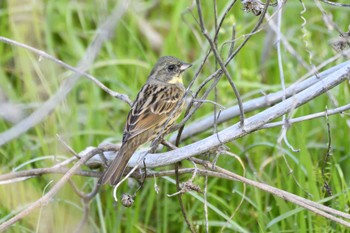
left=148, top=56, right=192, bottom=84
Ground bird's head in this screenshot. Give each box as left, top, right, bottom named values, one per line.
left=148, top=56, right=192, bottom=84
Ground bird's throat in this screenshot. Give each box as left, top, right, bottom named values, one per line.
left=168, top=74, right=183, bottom=84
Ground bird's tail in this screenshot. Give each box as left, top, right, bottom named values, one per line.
left=98, top=142, right=137, bottom=186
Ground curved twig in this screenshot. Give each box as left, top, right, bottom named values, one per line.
left=0, top=0, right=130, bottom=147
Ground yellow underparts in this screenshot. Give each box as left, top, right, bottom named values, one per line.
left=168, top=74, right=183, bottom=84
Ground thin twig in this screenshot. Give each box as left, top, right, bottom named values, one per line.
left=219, top=151, right=247, bottom=232
left=321, top=108, right=333, bottom=197
left=192, top=98, right=226, bottom=109
left=0, top=147, right=102, bottom=231
left=174, top=49, right=212, bottom=146
left=275, top=0, right=299, bottom=152
left=314, top=0, right=348, bottom=36
left=0, top=0, right=130, bottom=147
left=0, top=37, right=132, bottom=107
left=74, top=200, right=90, bottom=233
left=174, top=0, right=237, bottom=145
left=192, top=158, right=350, bottom=226
left=225, top=0, right=270, bottom=65
left=174, top=0, right=271, bottom=141
left=261, top=103, right=350, bottom=129
left=196, top=0, right=245, bottom=126
left=204, top=175, right=209, bottom=233
left=213, top=1, right=237, bottom=42
left=0, top=166, right=223, bottom=184
left=319, top=0, right=350, bottom=7
left=175, top=163, right=196, bottom=233
left=0, top=167, right=100, bottom=183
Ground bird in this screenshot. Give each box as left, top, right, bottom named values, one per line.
left=98, top=56, right=192, bottom=185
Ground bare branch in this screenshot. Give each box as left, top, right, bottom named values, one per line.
left=319, top=0, right=350, bottom=8
left=196, top=0, right=245, bottom=125
left=0, top=37, right=132, bottom=107
left=124, top=62, right=350, bottom=168
left=175, top=163, right=196, bottom=233
left=262, top=103, right=350, bottom=129
left=171, top=60, right=350, bottom=142
left=0, top=146, right=101, bottom=231
left=0, top=0, right=130, bottom=147
left=192, top=158, right=350, bottom=227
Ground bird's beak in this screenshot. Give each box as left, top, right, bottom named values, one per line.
left=180, top=62, right=192, bottom=72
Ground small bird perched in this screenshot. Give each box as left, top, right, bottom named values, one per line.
left=99, top=56, right=192, bottom=185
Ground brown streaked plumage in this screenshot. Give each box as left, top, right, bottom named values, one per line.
left=98, top=56, right=192, bottom=185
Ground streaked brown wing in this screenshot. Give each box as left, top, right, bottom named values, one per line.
left=123, top=83, right=183, bottom=142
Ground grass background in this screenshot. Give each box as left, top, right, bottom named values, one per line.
left=0, top=0, right=350, bottom=232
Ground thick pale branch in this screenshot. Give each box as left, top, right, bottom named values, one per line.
left=122, top=61, right=349, bottom=168
left=82, top=61, right=349, bottom=170
left=83, top=62, right=349, bottom=169
left=171, top=60, right=350, bottom=142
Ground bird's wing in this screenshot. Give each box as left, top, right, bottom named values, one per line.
left=123, top=83, right=183, bottom=142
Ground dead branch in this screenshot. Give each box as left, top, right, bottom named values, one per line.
left=171, top=60, right=350, bottom=142
left=0, top=0, right=130, bottom=147
left=99, top=62, right=349, bottom=169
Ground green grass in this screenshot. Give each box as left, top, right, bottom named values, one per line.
left=1, top=0, right=350, bottom=232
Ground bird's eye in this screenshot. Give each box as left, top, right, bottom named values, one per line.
left=167, top=64, right=176, bottom=72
